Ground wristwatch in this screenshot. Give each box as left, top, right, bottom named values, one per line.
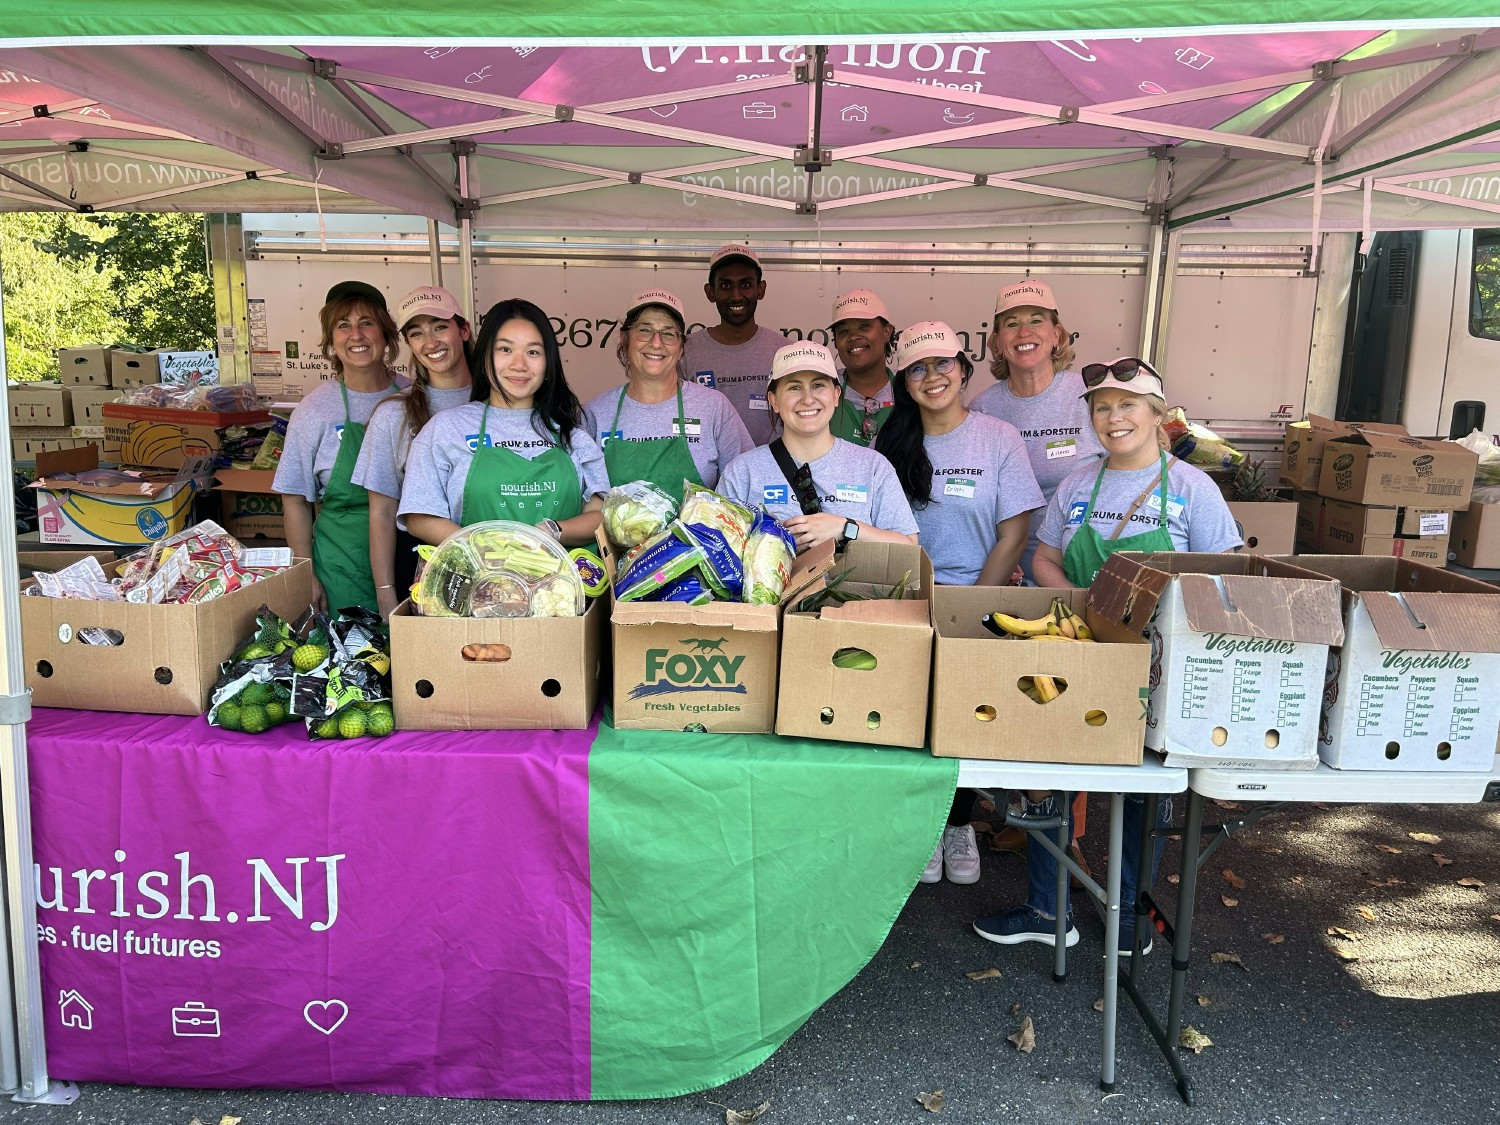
left=539, top=518, right=563, bottom=540
left=838, top=518, right=860, bottom=549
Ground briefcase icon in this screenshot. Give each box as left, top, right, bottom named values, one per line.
left=742, top=102, right=777, bottom=119
left=171, top=1001, right=221, bottom=1038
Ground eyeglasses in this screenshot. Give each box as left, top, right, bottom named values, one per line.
left=901, top=356, right=957, bottom=382
left=1080, top=357, right=1163, bottom=389
left=791, top=460, right=821, bottom=515
left=631, top=325, right=682, bottom=345
left=860, top=395, right=882, bottom=442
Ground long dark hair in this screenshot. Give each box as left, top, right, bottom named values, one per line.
left=875, top=352, right=974, bottom=509
left=471, top=298, right=582, bottom=447
left=399, top=315, right=474, bottom=440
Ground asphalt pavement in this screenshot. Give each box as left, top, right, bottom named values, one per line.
left=6, top=794, right=1500, bottom=1125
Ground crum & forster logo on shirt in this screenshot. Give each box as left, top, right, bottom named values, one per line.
left=1021, top=426, right=1083, bottom=439
left=933, top=467, right=984, bottom=476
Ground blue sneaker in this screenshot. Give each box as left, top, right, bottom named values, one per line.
left=974, top=905, right=1079, bottom=948
left=1116, top=918, right=1154, bottom=957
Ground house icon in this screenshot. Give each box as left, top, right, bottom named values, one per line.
left=59, top=989, right=93, bottom=1031
left=842, top=105, right=869, bottom=122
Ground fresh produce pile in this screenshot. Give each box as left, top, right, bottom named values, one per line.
left=981, top=597, right=1107, bottom=724
left=608, top=481, right=797, bottom=607
left=1163, top=407, right=1245, bottom=471
left=412, top=520, right=586, bottom=618
left=208, top=605, right=395, bottom=739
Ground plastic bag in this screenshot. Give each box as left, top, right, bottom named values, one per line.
left=1455, top=430, right=1500, bottom=488
left=679, top=482, right=754, bottom=556
left=602, top=480, right=678, bottom=549
left=677, top=520, right=744, bottom=600
left=657, top=572, right=714, bottom=604
left=614, top=522, right=705, bottom=602
left=1166, top=407, right=1245, bottom=470
left=743, top=510, right=797, bottom=605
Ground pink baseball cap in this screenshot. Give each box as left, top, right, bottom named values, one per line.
left=624, top=288, right=687, bottom=328
left=994, top=279, right=1058, bottom=316
left=893, top=321, right=962, bottom=371
left=709, top=243, right=761, bottom=274
left=396, top=285, right=463, bottom=329
left=1079, top=356, right=1166, bottom=399
left=769, top=341, right=839, bottom=388
left=830, top=288, right=890, bottom=326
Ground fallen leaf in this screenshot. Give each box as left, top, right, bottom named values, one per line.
left=1223, top=869, right=1246, bottom=890
left=1357, top=906, right=1378, bottom=922
left=220, top=1119, right=242, bottom=1125
left=1008, top=1016, right=1036, bottom=1054
left=1214, top=800, right=1242, bottom=810
left=1196, top=995, right=1212, bottom=1007
left=915, top=1090, right=945, bottom=1114
left=189, top=1119, right=204, bottom=1125
left=1092, top=997, right=1105, bottom=1012
left=970, top=820, right=992, bottom=835
left=1490, top=915, right=1500, bottom=923
left=1433, top=854, right=1454, bottom=867
left=1262, top=846, right=1283, bottom=855
left=1009, top=1002, right=1021, bottom=1017
left=1367, top=876, right=1404, bottom=887
left=1221, top=895, right=1239, bottom=907
left=1262, top=932, right=1285, bottom=944
left=1329, top=943, right=1360, bottom=962
left=1408, top=831, right=1442, bottom=844
left=725, top=1101, right=770, bottom=1125
left=1311, top=802, right=1332, bottom=810
left=1376, top=844, right=1402, bottom=854
left=1178, top=1026, right=1214, bottom=1054
left=1327, top=926, right=1360, bottom=941
left=1458, top=877, right=1486, bottom=888
left=965, top=968, right=1003, bottom=981
left=910, top=961, right=922, bottom=969
left=1210, top=951, right=1245, bottom=968
left=1167, top=874, right=1181, bottom=885
left=1291, top=875, right=1306, bottom=886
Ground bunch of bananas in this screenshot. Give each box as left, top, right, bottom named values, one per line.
left=1017, top=673, right=1064, bottom=704
left=982, top=598, right=1094, bottom=641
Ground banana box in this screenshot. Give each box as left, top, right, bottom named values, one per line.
left=102, top=403, right=271, bottom=471
left=1090, top=553, right=1344, bottom=770
left=776, top=541, right=934, bottom=749
left=30, top=446, right=208, bottom=546
left=929, top=586, right=1149, bottom=764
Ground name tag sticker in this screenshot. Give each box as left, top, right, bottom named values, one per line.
left=1151, top=492, right=1187, bottom=520
left=762, top=484, right=789, bottom=505
left=749, top=394, right=769, bottom=412
left=943, top=477, right=978, bottom=499
left=1045, top=438, right=1077, bottom=460
left=674, top=416, right=701, bottom=436
left=694, top=370, right=717, bottom=389
left=835, top=483, right=869, bottom=504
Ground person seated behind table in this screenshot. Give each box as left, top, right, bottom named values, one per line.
left=582, top=288, right=752, bottom=496
left=876, top=320, right=1044, bottom=886
left=718, top=341, right=919, bottom=552
left=399, top=298, right=608, bottom=547
left=973, top=357, right=1242, bottom=955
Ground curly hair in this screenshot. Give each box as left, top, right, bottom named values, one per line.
left=987, top=310, right=1076, bottom=381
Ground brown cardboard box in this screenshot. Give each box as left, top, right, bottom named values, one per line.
left=103, top=403, right=271, bottom=470
left=214, top=468, right=285, bottom=540
left=775, top=542, right=934, bottom=748
left=389, top=595, right=606, bottom=730
left=8, top=384, right=72, bottom=427
left=1318, top=498, right=1451, bottom=546
left=1226, top=500, right=1297, bottom=554
left=57, top=347, right=110, bottom=386
left=1295, top=491, right=1323, bottom=550
left=12, top=436, right=83, bottom=461
left=17, top=550, right=117, bottom=576
left=1091, top=553, right=1345, bottom=769
left=108, top=349, right=159, bottom=388
left=1346, top=535, right=1449, bottom=565
left=1280, top=417, right=1406, bottom=490
left=1318, top=431, right=1477, bottom=508
left=1450, top=502, right=1500, bottom=569
left=928, top=585, right=1149, bottom=764
left=610, top=540, right=833, bottom=734
left=31, top=446, right=203, bottom=545
left=21, top=559, right=315, bottom=715
left=69, top=387, right=123, bottom=427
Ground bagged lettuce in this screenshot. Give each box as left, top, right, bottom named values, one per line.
left=679, top=482, right=754, bottom=557
left=678, top=520, right=744, bottom=600
left=602, top=480, right=678, bottom=550
left=657, top=572, right=714, bottom=604
left=743, top=510, right=797, bottom=605
left=614, top=522, right=706, bottom=602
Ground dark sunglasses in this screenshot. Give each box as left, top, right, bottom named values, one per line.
left=1080, top=357, right=1163, bottom=388
left=792, top=460, right=821, bottom=515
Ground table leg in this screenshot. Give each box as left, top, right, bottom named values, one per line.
left=1098, top=792, right=1124, bottom=1092
left=1163, top=786, right=1206, bottom=1104
left=1052, top=790, right=1070, bottom=983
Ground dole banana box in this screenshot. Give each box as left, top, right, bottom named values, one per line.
left=103, top=403, right=272, bottom=471
left=609, top=538, right=834, bottom=735
left=1272, top=555, right=1500, bottom=772
left=1089, top=553, right=1344, bottom=770
left=1317, top=431, right=1477, bottom=508
left=775, top=541, right=933, bottom=749
left=928, top=585, right=1149, bottom=765
left=30, top=446, right=207, bottom=546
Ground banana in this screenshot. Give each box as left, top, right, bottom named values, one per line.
left=1046, top=620, right=1063, bottom=637
left=1073, top=620, right=1094, bottom=641
left=1034, top=674, right=1061, bottom=703
left=1084, top=709, right=1108, bottom=726
left=981, top=611, right=1056, bottom=639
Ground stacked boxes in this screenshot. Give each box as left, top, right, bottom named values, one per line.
left=1450, top=501, right=1500, bottom=568
left=8, top=383, right=87, bottom=462
left=1296, top=496, right=1453, bottom=564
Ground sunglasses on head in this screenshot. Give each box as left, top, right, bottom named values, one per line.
left=1080, top=357, right=1162, bottom=389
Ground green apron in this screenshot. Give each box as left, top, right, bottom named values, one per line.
left=459, top=403, right=583, bottom=526
left=1061, top=452, right=1176, bottom=587
left=831, top=376, right=894, bottom=447
left=312, top=379, right=390, bottom=613
left=602, top=383, right=704, bottom=496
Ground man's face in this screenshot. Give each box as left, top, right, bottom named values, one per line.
left=704, top=262, right=766, bottom=327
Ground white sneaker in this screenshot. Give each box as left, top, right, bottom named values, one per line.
left=943, top=824, right=981, bottom=885
left=921, top=842, right=943, bottom=883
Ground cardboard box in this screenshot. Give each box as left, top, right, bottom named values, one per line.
left=22, top=559, right=314, bottom=715
left=12, top=436, right=83, bottom=461
left=1280, top=417, right=1406, bottom=490
left=1318, top=498, right=1451, bottom=544
left=775, top=542, right=934, bottom=748
left=928, top=585, right=1150, bottom=764
left=56, top=347, right=110, bottom=387
left=1277, top=555, right=1500, bottom=772
left=389, top=596, right=606, bottom=730
left=1089, top=553, right=1344, bottom=769
left=1344, top=535, right=1450, bottom=566
left=1450, top=502, right=1500, bottom=569
left=8, top=384, right=71, bottom=427
left=103, top=403, right=271, bottom=470
left=1226, top=500, right=1297, bottom=554
left=1318, top=431, right=1477, bottom=508
left=155, top=350, right=219, bottom=386
left=17, top=549, right=117, bottom=576
left=31, top=446, right=205, bottom=546
left=610, top=541, right=833, bottom=735
left=107, top=349, right=159, bottom=388
left=214, top=468, right=285, bottom=540
left=69, top=387, right=123, bottom=427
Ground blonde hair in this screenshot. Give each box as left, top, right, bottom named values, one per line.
left=987, top=311, right=1076, bottom=380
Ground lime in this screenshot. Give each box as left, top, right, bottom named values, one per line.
left=337, top=709, right=368, bottom=739
left=238, top=643, right=274, bottom=662
left=215, top=701, right=243, bottom=731
left=242, top=682, right=275, bottom=706
left=264, top=701, right=288, bottom=725
left=314, top=716, right=340, bottom=739
left=239, top=704, right=269, bottom=734
left=367, top=706, right=394, bottom=737
left=292, top=644, right=329, bottom=673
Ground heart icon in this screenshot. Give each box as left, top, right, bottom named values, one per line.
left=649, top=104, right=678, bottom=119
left=303, top=999, right=348, bottom=1035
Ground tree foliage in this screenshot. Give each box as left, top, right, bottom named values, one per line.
left=1, top=212, right=214, bottom=382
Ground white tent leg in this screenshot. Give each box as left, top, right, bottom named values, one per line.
left=457, top=148, right=476, bottom=322
left=428, top=220, right=444, bottom=289
left=1149, top=228, right=1184, bottom=371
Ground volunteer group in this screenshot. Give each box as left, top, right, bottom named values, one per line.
left=272, top=242, right=1242, bottom=958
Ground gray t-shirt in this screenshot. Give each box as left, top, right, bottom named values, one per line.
left=969, top=369, right=1105, bottom=577
left=398, top=402, right=609, bottom=524
left=273, top=378, right=407, bottom=503
left=719, top=439, right=919, bottom=536
left=914, top=411, right=1045, bottom=586
left=1037, top=455, right=1244, bottom=559
left=352, top=384, right=475, bottom=499
left=681, top=325, right=785, bottom=447
left=581, top=380, right=754, bottom=489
